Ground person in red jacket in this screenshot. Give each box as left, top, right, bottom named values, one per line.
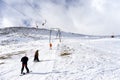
left=50, top=43, right=52, bottom=49
left=21, top=55, right=29, bottom=74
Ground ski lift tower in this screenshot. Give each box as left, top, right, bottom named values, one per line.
left=49, top=28, right=61, bottom=49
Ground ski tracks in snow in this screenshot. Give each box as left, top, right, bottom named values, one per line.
left=72, top=40, right=120, bottom=80
left=1, top=39, right=120, bottom=80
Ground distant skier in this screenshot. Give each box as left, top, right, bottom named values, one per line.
left=49, top=43, right=52, bottom=49
left=21, top=55, right=29, bottom=74
left=34, top=50, right=40, bottom=62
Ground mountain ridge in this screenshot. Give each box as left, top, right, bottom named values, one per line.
left=0, top=27, right=86, bottom=37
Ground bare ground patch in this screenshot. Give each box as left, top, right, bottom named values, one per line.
left=0, top=62, right=5, bottom=65
left=0, top=50, right=27, bottom=60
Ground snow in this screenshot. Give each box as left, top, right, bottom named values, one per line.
left=1, top=28, right=120, bottom=80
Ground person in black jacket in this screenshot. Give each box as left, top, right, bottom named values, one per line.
left=34, top=50, right=40, bottom=62
left=21, top=55, right=29, bottom=74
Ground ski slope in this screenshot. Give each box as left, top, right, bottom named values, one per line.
left=1, top=38, right=120, bottom=80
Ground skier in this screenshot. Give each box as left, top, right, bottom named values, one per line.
left=49, top=43, right=52, bottom=49
left=21, top=55, right=29, bottom=74
left=34, top=50, right=40, bottom=62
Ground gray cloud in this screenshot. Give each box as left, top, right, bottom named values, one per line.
left=0, top=0, right=120, bottom=35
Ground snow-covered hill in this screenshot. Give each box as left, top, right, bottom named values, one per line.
left=0, top=27, right=120, bottom=80
left=0, top=27, right=86, bottom=37
left=0, top=27, right=112, bottom=46
left=0, top=27, right=88, bottom=45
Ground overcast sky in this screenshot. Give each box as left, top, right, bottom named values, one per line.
left=0, top=0, right=120, bottom=35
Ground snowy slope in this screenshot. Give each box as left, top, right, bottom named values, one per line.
left=0, top=27, right=88, bottom=45
left=0, top=27, right=120, bottom=80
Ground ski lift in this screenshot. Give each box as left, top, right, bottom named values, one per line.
left=35, top=22, right=38, bottom=28
left=49, top=28, right=61, bottom=49
left=42, top=20, right=46, bottom=26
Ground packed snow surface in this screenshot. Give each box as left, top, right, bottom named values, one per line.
left=1, top=37, right=120, bottom=80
